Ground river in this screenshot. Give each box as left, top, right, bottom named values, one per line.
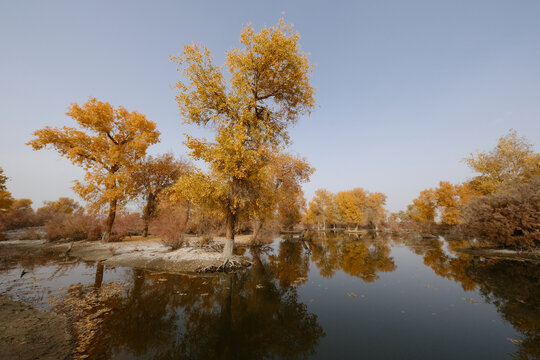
left=1, top=234, right=538, bottom=359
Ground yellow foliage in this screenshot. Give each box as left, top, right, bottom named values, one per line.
left=0, top=167, right=13, bottom=212
left=27, top=98, right=160, bottom=237
left=306, top=189, right=338, bottom=229
left=37, top=197, right=82, bottom=216
left=0, top=190, right=13, bottom=213
left=170, top=19, right=314, bottom=247
left=334, top=188, right=386, bottom=228
left=464, top=130, right=540, bottom=195
left=410, top=188, right=436, bottom=223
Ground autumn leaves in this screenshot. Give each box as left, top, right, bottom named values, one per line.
left=169, top=19, right=315, bottom=257
left=27, top=19, right=318, bottom=255
left=28, top=99, right=161, bottom=240
left=304, top=188, right=387, bottom=230
left=401, top=131, right=540, bottom=246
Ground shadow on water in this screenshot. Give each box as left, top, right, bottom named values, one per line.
left=1, top=234, right=539, bottom=359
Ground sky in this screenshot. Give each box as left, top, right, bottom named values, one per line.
left=1, top=0, right=539, bottom=212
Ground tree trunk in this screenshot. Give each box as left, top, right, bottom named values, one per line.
left=223, top=209, right=236, bottom=258
left=142, top=223, right=149, bottom=237
left=94, top=262, right=104, bottom=288
left=142, top=192, right=156, bottom=238
left=183, top=201, right=191, bottom=230
left=102, top=199, right=117, bottom=242
left=252, top=220, right=263, bottom=241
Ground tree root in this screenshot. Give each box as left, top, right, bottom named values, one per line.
left=196, top=257, right=252, bottom=273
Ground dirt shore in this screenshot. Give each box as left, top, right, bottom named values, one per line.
left=0, top=234, right=255, bottom=273
left=0, top=295, right=72, bottom=360
left=456, top=247, right=540, bottom=262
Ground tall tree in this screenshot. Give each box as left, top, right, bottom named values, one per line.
left=28, top=98, right=160, bottom=241
left=133, top=153, right=189, bottom=237
left=171, top=19, right=315, bottom=258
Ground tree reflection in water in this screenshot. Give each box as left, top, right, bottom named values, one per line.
left=310, top=234, right=396, bottom=281
left=50, top=235, right=540, bottom=359
left=58, top=244, right=324, bottom=360
left=400, top=236, right=540, bottom=359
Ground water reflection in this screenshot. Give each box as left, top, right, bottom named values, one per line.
left=310, top=234, right=396, bottom=281
left=468, top=260, right=540, bottom=359
left=55, top=245, right=325, bottom=359
left=1, top=235, right=539, bottom=359
left=399, top=236, right=540, bottom=359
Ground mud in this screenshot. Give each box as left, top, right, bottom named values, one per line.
left=0, top=295, right=72, bottom=360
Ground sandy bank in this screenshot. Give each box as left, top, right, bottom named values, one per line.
left=0, top=295, right=72, bottom=360
left=0, top=235, right=255, bottom=273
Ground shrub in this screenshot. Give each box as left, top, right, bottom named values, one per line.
left=0, top=199, right=39, bottom=230
left=185, top=207, right=223, bottom=236
left=36, top=197, right=82, bottom=224
left=151, top=206, right=186, bottom=250
left=111, top=213, right=144, bottom=240
left=45, top=214, right=103, bottom=242
left=462, top=178, right=540, bottom=248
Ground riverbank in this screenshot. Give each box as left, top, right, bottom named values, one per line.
left=455, top=247, right=540, bottom=262
left=0, top=234, right=255, bottom=273
left=0, top=295, right=72, bottom=360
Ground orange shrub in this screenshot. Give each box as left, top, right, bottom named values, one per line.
left=462, top=178, right=540, bottom=248
left=151, top=207, right=186, bottom=249
left=45, top=214, right=103, bottom=242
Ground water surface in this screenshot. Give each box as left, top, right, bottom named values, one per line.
left=1, top=235, right=538, bottom=359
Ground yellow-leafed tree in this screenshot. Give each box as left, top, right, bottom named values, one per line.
left=0, top=167, right=13, bottom=213
left=410, top=188, right=437, bottom=223
left=133, top=153, right=190, bottom=237
left=464, top=131, right=540, bottom=195
left=306, top=189, right=338, bottom=230
left=170, top=19, right=314, bottom=258
left=334, top=188, right=387, bottom=230
left=27, top=98, right=160, bottom=241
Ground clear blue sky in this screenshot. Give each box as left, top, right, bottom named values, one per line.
left=1, top=0, right=539, bottom=212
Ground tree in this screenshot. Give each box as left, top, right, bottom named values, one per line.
left=335, top=189, right=367, bottom=229
left=38, top=197, right=82, bottom=216
left=363, top=192, right=387, bottom=229
left=406, top=181, right=477, bottom=226
left=0, top=167, right=13, bottom=213
left=0, top=167, right=8, bottom=192
left=334, top=188, right=386, bottom=229
left=27, top=98, right=160, bottom=241
left=464, top=131, right=540, bottom=195
left=251, top=153, right=314, bottom=235
left=306, top=189, right=338, bottom=230
left=171, top=19, right=314, bottom=258
left=410, top=188, right=437, bottom=223
left=133, top=153, right=189, bottom=237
